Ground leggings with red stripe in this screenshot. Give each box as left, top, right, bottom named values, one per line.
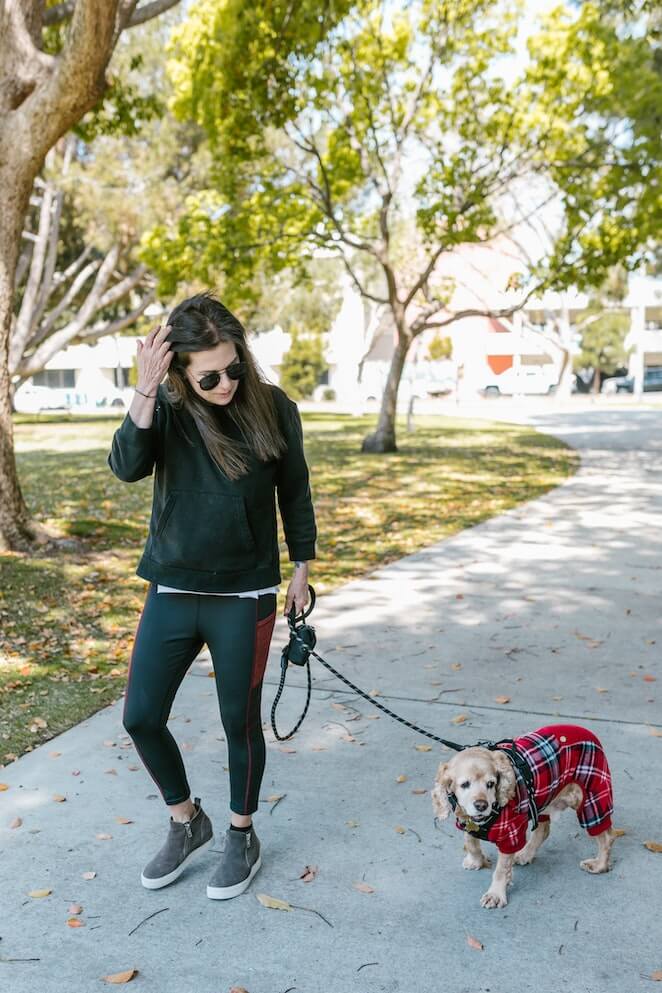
left=122, top=583, right=277, bottom=815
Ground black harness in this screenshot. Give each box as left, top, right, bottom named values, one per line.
left=447, top=738, right=540, bottom=838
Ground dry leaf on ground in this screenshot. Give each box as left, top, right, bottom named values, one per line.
left=102, top=968, right=139, bottom=984
left=415, top=744, right=432, bottom=752
left=353, top=882, right=375, bottom=894
left=649, top=971, right=662, bottom=981
left=451, top=714, right=469, bottom=725
left=67, top=917, right=85, bottom=928
left=96, top=833, right=113, bottom=840
left=467, top=935, right=484, bottom=951
left=299, top=865, right=318, bottom=883
left=52, top=794, right=67, bottom=802
left=396, top=775, right=407, bottom=783
left=495, top=696, right=511, bottom=704
left=0, top=783, right=9, bottom=791
left=395, top=825, right=406, bottom=834
left=256, top=893, right=293, bottom=911
left=644, top=840, right=662, bottom=853
left=412, top=788, right=428, bottom=795
left=82, top=871, right=96, bottom=880
left=29, top=888, right=52, bottom=898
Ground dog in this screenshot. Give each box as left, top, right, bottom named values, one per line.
left=431, top=723, right=616, bottom=909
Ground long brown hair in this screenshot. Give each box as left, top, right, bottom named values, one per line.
left=163, top=291, right=286, bottom=479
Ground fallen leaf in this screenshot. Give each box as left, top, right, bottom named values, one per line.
left=451, top=714, right=469, bottom=725
left=451, top=663, right=463, bottom=671
left=256, top=893, right=293, bottom=911
left=415, top=744, right=432, bottom=752
left=394, top=825, right=406, bottom=834
left=103, top=740, right=116, bottom=748
left=644, top=840, right=662, bottom=853
left=278, top=747, right=296, bottom=754
left=67, top=917, right=85, bottom=928
left=299, top=865, right=318, bottom=883
left=9, top=816, right=22, bottom=828
left=340, top=734, right=356, bottom=743
left=353, top=882, right=375, bottom=893
left=29, top=888, right=52, bottom=898
left=346, top=820, right=360, bottom=828
left=495, top=695, right=511, bottom=704
left=612, top=828, right=627, bottom=837
left=650, top=729, right=662, bottom=737
left=643, top=674, right=657, bottom=682
left=411, top=788, right=428, bottom=795
left=102, top=968, right=139, bottom=984
left=96, top=833, right=113, bottom=840
left=82, top=871, right=96, bottom=880
left=0, top=783, right=9, bottom=791
left=650, top=971, right=662, bottom=982
left=52, top=794, right=67, bottom=802
left=396, top=775, right=407, bottom=783
left=229, top=988, right=250, bottom=993
left=467, top=935, right=484, bottom=951
left=105, top=768, right=118, bottom=776
left=331, top=703, right=346, bottom=712
left=369, top=689, right=381, bottom=697
left=266, top=794, right=285, bottom=803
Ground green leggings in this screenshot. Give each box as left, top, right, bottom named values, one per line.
left=122, top=583, right=277, bottom=815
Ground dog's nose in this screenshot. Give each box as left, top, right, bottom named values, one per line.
left=474, top=799, right=488, bottom=813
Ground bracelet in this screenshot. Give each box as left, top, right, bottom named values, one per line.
left=135, top=387, right=157, bottom=398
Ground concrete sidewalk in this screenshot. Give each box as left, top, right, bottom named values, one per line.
left=1, top=410, right=660, bottom=993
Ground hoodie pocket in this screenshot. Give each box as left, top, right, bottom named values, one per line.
left=152, top=489, right=257, bottom=574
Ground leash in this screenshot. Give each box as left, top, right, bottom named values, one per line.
left=270, top=585, right=465, bottom=751
left=269, top=585, right=540, bottom=829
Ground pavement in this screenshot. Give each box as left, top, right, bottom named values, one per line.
left=1, top=409, right=660, bottom=993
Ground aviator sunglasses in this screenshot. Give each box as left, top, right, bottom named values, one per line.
left=194, top=361, right=247, bottom=391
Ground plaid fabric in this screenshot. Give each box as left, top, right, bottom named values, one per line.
left=457, top=724, right=614, bottom=855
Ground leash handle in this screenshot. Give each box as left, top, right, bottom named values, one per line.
left=287, top=584, right=316, bottom=627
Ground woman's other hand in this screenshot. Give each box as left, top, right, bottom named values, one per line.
left=136, top=324, right=174, bottom=394
left=284, top=561, right=309, bottom=617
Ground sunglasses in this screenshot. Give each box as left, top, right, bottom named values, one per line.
left=195, top=361, right=246, bottom=391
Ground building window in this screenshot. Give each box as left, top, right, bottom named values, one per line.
left=113, top=367, right=131, bottom=388
left=33, top=369, right=76, bottom=388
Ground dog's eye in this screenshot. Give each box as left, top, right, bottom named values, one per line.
left=486, top=780, right=496, bottom=789
left=459, top=781, right=470, bottom=790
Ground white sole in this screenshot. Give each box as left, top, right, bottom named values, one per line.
left=140, top=834, right=214, bottom=890
left=206, top=853, right=262, bottom=900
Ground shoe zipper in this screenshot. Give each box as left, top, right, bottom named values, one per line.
left=184, top=821, right=193, bottom=839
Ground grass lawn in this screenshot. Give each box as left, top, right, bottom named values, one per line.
left=0, top=411, right=579, bottom=763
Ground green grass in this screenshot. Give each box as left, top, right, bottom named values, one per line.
left=0, top=411, right=578, bottom=763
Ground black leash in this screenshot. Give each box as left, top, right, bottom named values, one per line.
left=269, top=585, right=540, bottom=829
left=270, top=585, right=465, bottom=751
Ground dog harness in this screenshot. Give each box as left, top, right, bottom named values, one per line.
left=450, top=724, right=614, bottom=854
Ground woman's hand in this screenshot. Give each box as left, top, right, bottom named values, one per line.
left=284, top=561, right=309, bottom=617
left=136, top=323, right=174, bottom=394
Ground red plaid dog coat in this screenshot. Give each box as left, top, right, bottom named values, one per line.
left=456, top=724, right=614, bottom=855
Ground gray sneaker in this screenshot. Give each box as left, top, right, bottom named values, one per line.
left=206, top=824, right=262, bottom=900
left=140, top=796, right=214, bottom=890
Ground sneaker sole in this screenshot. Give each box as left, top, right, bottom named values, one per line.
left=206, top=853, right=262, bottom=900
left=140, top=834, right=214, bottom=890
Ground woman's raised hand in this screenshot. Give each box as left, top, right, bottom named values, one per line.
left=136, top=324, right=174, bottom=395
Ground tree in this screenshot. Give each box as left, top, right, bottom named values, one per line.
left=144, top=0, right=661, bottom=455
left=279, top=332, right=327, bottom=400
left=0, top=0, right=183, bottom=552
left=573, top=269, right=631, bottom=391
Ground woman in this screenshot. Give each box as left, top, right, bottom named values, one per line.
left=107, top=291, right=316, bottom=900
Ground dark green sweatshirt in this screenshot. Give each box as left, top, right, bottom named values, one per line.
left=107, top=383, right=316, bottom=593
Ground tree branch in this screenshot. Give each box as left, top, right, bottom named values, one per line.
left=44, top=0, right=180, bottom=29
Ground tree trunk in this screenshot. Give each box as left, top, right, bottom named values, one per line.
left=361, top=333, right=410, bottom=453
left=0, top=167, right=41, bottom=551
left=592, top=369, right=602, bottom=394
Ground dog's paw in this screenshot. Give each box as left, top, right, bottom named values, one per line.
left=480, top=888, right=508, bottom=909
left=580, top=857, right=609, bottom=874
left=463, top=853, right=492, bottom=870
left=514, top=849, right=535, bottom=866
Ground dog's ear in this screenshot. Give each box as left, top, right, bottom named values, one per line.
left=431, top=761, right=454, bottom=820
left=492, top=750, right=517, bottom=806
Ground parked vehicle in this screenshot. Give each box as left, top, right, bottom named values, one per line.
left=601, top=368, right=662, bottom=393
left=479, top=366, right=559, bottom=397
